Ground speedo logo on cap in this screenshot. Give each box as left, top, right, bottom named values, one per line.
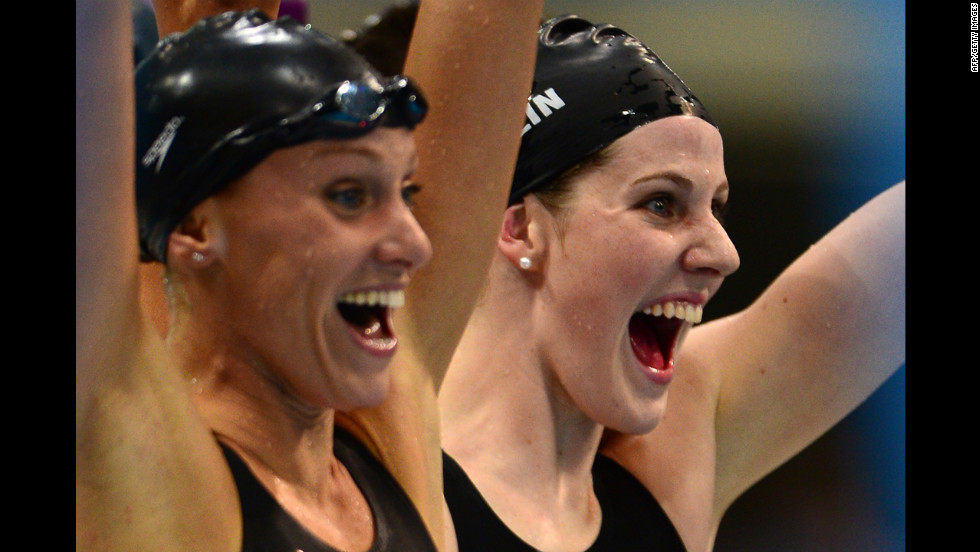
left=522, top=88, right=565, bottom=136
left=141, top=116, right=184, bottom=174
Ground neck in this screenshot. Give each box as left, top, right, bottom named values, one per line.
left=194, top=349, right=338, bottom=487
left=170, top=309, right=339, bottom=488
left=440, top=268, right=604, bottom=536
left=169, top=288, right=375, bottom=551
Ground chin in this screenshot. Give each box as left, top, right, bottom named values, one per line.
left=608, top=398, right=668, bottom=436
left=617, top=416, right=664, bottom=436
left=335, top=375, right=391, bottom=412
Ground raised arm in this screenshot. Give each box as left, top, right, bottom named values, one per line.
left=601, top=181, right=905, bottom=550
left=338, top=1, right=543, bottom=549
left=76, top=1, right=239, bottom=550
left=140, top=2, right=543, bottom=549
left=706, top=180, right=905, bottom=506
left=152, top=0, right=279, bottom=35
left=398, top=0, right=544, bottom=389
left=659, top=180, right=904, bottom=525
left=77, top=1, right=140, bottom=372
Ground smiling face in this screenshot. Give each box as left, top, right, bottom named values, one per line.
left=528, top=116, right=739, bottom=433
left=197, top=127, right=432, bottom=412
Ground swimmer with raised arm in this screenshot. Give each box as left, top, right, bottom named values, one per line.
left=81, top=1, right=544, bottom=550
left=439, top=14, right=905, bottom=551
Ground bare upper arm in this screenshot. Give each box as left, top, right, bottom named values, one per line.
left=338, top=3, right=543, bottom=548
left=702, top=182, right=905, bottom=507
left=76, top=330, right=241, bottom=552
left=600, top=182, right=904, bottom=547
left=151, top=0, right=280, bottom=36
left=77, top=2, right=240, bottom=549
left=398, top=0, right=545, bottom=387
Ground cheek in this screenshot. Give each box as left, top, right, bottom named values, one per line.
left=563, top=217, right=675, bottom=300
left=226, top=208, right=356, bottom=301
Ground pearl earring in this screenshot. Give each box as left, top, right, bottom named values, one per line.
left=519, top=256, right=531, bottom=270
left=191, top=252, right=205, bottom=263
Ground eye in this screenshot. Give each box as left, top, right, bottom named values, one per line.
left=326, top=183, right=369, bottom=213
left=401, top=182, right=421, bottom=209
left=643, top=194, right=675, bottom=217
left=712, top=199, right=728, bottom=226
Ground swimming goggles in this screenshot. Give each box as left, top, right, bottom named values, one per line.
left=316, top=76, right=428, bottom=131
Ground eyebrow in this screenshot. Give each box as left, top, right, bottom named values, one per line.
left=312, top=142, right=419, bottom=182
left=315, top=141, right=417, bottom=165
left=314, top=143, right=384, bottom=160
left=631, top=170, right=729, bottom=196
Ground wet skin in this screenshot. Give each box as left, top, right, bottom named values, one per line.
left=178, top=128, right=433, bottom=414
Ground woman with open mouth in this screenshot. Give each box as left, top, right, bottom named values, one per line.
left=438, top=14, right=906, bottom=552
left=75, top=1, right=543, bottom=551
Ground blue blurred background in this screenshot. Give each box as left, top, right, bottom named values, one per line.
left=311, top=1, right=906, bottom=550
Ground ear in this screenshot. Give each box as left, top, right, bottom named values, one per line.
left=165, top=199, right=227, bottom=268
left=498, top=197, right=546, bottom=271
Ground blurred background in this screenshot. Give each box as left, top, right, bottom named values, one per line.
left=316, top=1, right=907, bottom=550
left=138, top=1, right=906, bottom=549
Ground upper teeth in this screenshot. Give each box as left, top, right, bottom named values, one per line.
left=339, top=290, right=405, bottom=308
left=641, top=301, right=703, bottom=323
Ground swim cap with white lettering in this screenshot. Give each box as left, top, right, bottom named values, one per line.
left=510, top=14, right=715, bottom=204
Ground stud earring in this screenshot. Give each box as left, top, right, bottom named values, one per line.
left=191, top=252, right=205, bottom=263
left=519, top=256, right=532, bottom=270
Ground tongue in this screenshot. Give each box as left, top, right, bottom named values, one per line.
left=629, top=313, right=665, bottom=371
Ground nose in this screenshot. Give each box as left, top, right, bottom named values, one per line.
left=681, top=215, right=740, bottom=278
left=374, top=201, right=433, bottom=272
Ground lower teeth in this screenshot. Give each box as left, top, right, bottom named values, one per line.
left=363, top=320, right=382, bottom=336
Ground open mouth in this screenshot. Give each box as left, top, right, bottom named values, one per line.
left=337, top=290, right=405, bottom=351
left=628, top=301, right=703, bottom=371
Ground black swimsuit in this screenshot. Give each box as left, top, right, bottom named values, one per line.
left=443, top=452, right=686, bottom=551
left=220, top=428, right=437, bottom=552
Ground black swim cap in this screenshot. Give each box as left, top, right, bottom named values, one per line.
left=510, top=15, right=715, bottom=204
left=135, top=10, right=427, bottom=263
